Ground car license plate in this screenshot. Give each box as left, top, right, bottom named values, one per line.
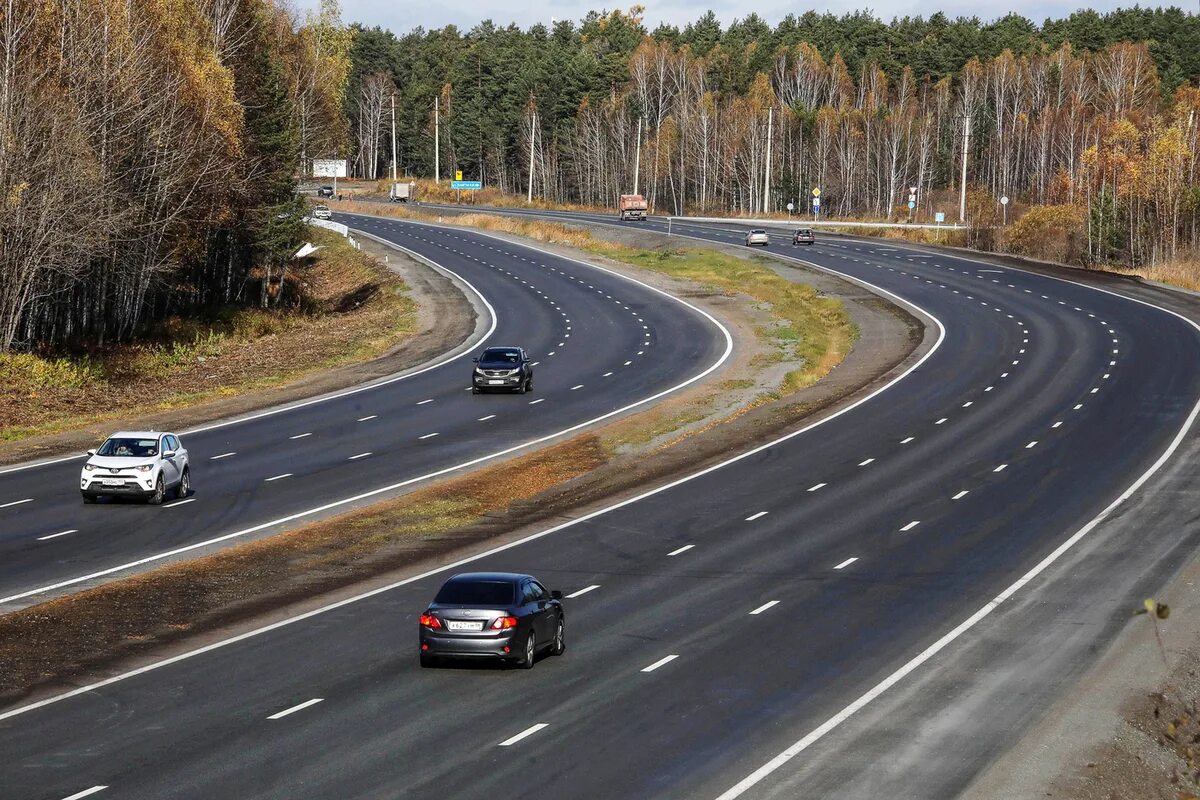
left=103, top=479, right=125, bottom=487
left=446, top=620, right=484, bottom=631
left=487, top=380, right=504, bottom=385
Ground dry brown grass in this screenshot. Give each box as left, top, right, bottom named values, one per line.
left=1109, top=258, right=1200, bottom=293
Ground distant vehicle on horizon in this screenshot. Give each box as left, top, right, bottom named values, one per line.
left=389, top=181, right=416, bottom=203
left=793, top=228, right=815, bottom=245
left=316, top=185, right=334, bottom=197
left=312, top=205, right=332, bottom=220
left=745, top=229, right=769, bottom=246
left=619, top=194, right=647, bottom=221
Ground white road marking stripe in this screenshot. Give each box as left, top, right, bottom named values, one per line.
left=529, top=398, right=545, bottom=405
left=858, top=458, right=875, bottom=466
left=745, top=511, right=769, bottom=521
left=348, top=452, right=372, bottom=460
left=952, top=490, right=969, bottom=500
left=570, top=384, right=584, bottom=390
left=935, top=418, right=948, bottom=425
left=900, top=520, right=920, bottom=531
left=210, top=452, right=236, bottom=460
left=807, top=483, right=826, bottom=492
left=477, top=415, right=496, bottom=421
left=667, top=544, right=694, bottom=556
left=1074, top=403, right=1084, bottom=410
left=60, top=788, right=107, bottom=800
left=962, top=401, right=973, bottom=408
left=749, top=600, right=780, bottom=615
left=834, top=557, right=858, bottom=570
left=1027, top=440, right=1038, bottom=448
left=994, top=464, right=1008, bottom=472
left=985, top=386, right=994, bottom=392
left=418, top=433, right=439, bottom=440
left=641, top=655, right=679, bottom=673
left=624, top=360, right=632, bottom=366
left=357, top=415, right=378, bottom=421
left=901, top=437, right=914, bottom=444
left=265, top=474, right=292, bottom=482
left=289, top=433, right=312, bottom=440
left=38, top=529, right=78, bottom=541
left=499, top=723, right=549, bottom=746
left=0, top=498, right=33, bottom=508
left=268, top=698, right=324, bottom=720
left=603, top=371, right=614, bottom=377
left=566, top=585, right=600, bottom=599
left=1052, top=421, right=1063, bottom=428
left=164, top=498, right=195, bottom=508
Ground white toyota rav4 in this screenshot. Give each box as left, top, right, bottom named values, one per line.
left=80, top=431, right=191, bottom=505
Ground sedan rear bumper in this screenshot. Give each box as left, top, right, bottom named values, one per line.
left=420, top=630, right=519, bottom=659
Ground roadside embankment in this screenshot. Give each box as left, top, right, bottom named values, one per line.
left=0, top=205, right=927, bottom=707
left=0, top=228, right=478, bottom=465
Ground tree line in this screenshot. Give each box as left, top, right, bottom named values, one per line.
left=348, top=6, right=1200, bottom=268
left=0, top=0, right=350, bottom=352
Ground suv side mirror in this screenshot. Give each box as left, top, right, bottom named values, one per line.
left=162, top=450, right=176, bottom=459
left=86, top=449, right=96, bottom=456
left=551, top=590, right=563, bottom=600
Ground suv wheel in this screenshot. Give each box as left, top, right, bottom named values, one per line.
left=516, top=380, right=526, bottom=395
left=176, top=468, right=190, bottom=499
left=148, top=475, right=165, bottom=505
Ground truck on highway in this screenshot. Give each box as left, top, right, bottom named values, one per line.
left=619, top=194, right=647, bottom=221
left=389, top=182, right=416, bottom=203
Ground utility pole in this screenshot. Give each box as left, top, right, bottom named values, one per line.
left=390, top=93, right=397, bottom=186
left=959, top=114, right=971, bottom=224
left=633, top=117, right=642, bottom=195
left=434, top=95, right=440, bottom=184
left=763, top=106, right=774, bottom=213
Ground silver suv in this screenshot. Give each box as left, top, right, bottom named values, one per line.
left=80, top=431, right=191, bottom=505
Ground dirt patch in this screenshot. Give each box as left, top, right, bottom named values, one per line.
left=0, top=209, right=926, bottom=708
left=0, top=230, right=480, bottom=467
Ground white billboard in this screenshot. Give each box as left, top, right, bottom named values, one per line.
left=311, top=159, right=348, bottom=178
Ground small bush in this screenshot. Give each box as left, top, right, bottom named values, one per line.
left=0, top=352, right=104, bottom=390
left=1006, top=204, right=1087, bottom=264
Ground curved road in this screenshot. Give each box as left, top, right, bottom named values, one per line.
left=0, top=213, right=729, bottom=607
left=3, top=209, right=1200, bottom=800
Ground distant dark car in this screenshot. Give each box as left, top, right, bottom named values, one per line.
left=793, top=228, right=815, bottom=245
left=316, top=185, right=334, bottom=197
left=472, top=346, right=533, bottom=394
left=419, top=572, right=565, bottom=668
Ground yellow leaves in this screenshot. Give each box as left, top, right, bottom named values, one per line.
left=4, top=181, right=29, bottom=211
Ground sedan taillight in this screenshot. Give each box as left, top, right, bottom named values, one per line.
left=491, top=616, right=518, bottom=630
left=419, top=614, right=441, bottom=629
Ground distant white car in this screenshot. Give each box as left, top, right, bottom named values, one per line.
left=745, top=229, right=769, bottom=246
left=80, top=431, right=190, bottom=505
left=312, top=205, right=333, bottom=220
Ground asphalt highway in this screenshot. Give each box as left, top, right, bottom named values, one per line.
left=5, top=209, right=1200, bottom=800
left=0, top=213, right=729, bottom=607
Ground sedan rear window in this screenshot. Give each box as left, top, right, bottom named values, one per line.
left=98, top=438, right=158, bottom=457
left=435, top=580, right=515, bottom=605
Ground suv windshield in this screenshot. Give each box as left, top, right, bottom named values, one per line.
left=480, top=349, right=521, bottom=365
left=435, top=580, right=515, bottom=606
left=98, top=438, right=158, bottom=457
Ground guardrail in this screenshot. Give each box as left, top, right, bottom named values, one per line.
left=669, top=215, right=964, bottom=231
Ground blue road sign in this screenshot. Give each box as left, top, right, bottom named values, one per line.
left=935, top=211, right=946, bottom=223
left=451, top=180, right=482, bottom=190
left=907, top=201, right=916, bottom=209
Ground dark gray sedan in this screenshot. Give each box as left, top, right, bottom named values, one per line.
left=419, top=572, right=565, bottom=668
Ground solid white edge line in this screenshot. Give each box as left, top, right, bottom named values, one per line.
left=265, top=474, right=292, bottom=482
left=0, top=498, right=33, bottom=508
left=565, top=585, right=599, bottom=599
left=164, top=498, right=195, bottom=508
left=641, top=654, right=680, bottom=673
left=60, top=788, right=107, bottom=800
left=0, top=219, right=733, bottom=608
left=0, top=238, right=500, bottom=477
left=267, top=697, right=324, bottom=720
left=209, top=452, right=236, bottom=460
left=749, top=600, right=780, bottom=615
left=498, top=722, right=549, bottom=746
